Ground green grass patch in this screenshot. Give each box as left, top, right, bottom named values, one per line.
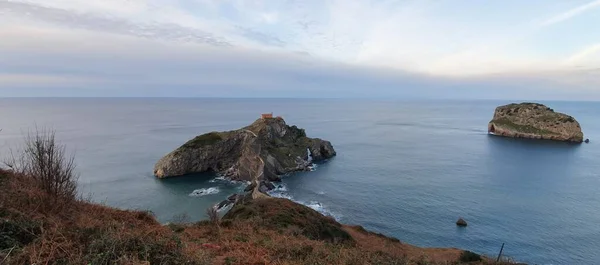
left=181, top=132, right=223, bottom=149
left=491, top=118, right=557, bottom=135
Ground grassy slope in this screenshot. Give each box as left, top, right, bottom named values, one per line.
left=181, top=132, right=225, bottom=150
left=0, top=170, right=520, bottom=265
left=490, top=118, right=557, bottom=135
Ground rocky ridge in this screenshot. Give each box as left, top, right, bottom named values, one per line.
left=488, top=103, right=584, bottom=142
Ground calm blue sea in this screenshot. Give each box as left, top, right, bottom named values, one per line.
left=1, top=98, right=599, bottom=264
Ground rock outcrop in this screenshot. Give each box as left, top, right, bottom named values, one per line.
left=488, top=103, right=584, bottom=142
left=456, top=218, right=468, bottom=227
left=154, top=117, right=336, bottom=189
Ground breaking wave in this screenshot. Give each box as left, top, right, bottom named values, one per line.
left=189, top=187, right=220, bottom=197
left=210, top=175, right=251, bottom=186
left=267, top=183, right=341, bottom=220
left=208, top=176, right=227, bottom=183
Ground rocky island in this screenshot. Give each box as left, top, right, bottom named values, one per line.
left=488, top=103, right=584, bottom=142
left=154, top=115, right=336, bottom=195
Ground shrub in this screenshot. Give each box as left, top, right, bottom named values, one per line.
left=84, top=231, right=187, bottom=264
left=460, top=250, right=482, bottom=262
left=0, top=218, right=41, bottom=249
left=167, top=223, right=185, bottom=233
left=224, top=256, right=237, bottom=265
left=224, top=198, right=353, bottom=244
left=6, top=128, right=78, bottom=201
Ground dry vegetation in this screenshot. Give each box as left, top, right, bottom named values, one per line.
left=0, top=130, right=524, bottom=265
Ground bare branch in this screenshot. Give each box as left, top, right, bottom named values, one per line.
left=7, top=127, right=79, bottom=201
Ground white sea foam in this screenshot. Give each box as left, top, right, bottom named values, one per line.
left=271, top=183, right=288, bottom=192
left=306, top=201, right=323, bottom=211
left=303, top=200, right=340, bottom=219
left=217, top=203, right=234, bottom=212
left=189, top=187, right=220, bottom=197
left=267, top=183, right=340, bottom=220
left=268, top=184, right=292, bottom=200
left=209, top=176, right=226, bottom=183
left=271, top=193, right=293, bottom=200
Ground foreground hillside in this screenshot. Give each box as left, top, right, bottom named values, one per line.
left=0, top=168, right=522, bottom=265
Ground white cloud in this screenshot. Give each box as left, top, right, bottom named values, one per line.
left=4, top=0, right=599, bottom=77
left=259, top=12, right=278, bottom=24
left=0, top=0, right=599, bottom=98
left=565, top=44, right=600, bottom=67
left=540, top=0, right=600, bottom=26
left=0, top=73, right=106, bottom=87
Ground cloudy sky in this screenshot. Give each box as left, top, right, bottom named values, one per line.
left=0, top=0, right=599, bottom=99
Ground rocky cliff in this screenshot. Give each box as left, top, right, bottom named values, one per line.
left=154, top=117, right=336, bottom=187
left=488, top=103, right=584, bottom=142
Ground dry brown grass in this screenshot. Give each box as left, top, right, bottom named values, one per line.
left=0, top=169, right=523, bottom=265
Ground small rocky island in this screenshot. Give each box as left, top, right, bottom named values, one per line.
left=154, top=114, right=336, bottom=195
left=488, top=103, right=584, bottom=142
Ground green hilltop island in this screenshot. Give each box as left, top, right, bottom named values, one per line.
left=488, top=103, right=587, bottom=143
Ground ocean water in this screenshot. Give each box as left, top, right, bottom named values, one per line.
left=1, top=98, right=599, bottom=265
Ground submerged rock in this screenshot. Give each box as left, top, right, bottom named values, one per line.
left=217, top=194, right=242, bottom=210
left=262, top=181, right=276, bottom=190
left=488, top=103, right=584, bottom=142
left=456, top=218, right=468, bottom=227
left=153, top=117, right=336, bottom=187
left=227, top=194, right=240, bottom=201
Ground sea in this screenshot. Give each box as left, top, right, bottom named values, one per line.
left=1, top=98, right=599, bottom=265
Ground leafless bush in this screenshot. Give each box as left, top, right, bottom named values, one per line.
left=6, top=128, right=78, bottom=201
left=171, top=212, right=191, bottom=224
left=206, top=205, right=220, bottom=226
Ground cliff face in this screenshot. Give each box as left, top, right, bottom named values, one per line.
left=488, top=103, right=584, bottom=142
left=153, top=117, right=336, bottom=184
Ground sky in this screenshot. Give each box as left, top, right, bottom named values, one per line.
left=0, top=0, right=599, bottom=99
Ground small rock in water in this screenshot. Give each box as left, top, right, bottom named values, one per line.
left=456, top=218, right=468, bottom=227
left=585, top=139, right=590, bottom=143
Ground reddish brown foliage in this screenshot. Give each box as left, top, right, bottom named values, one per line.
left=0, top=170, right=520, bottom=265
